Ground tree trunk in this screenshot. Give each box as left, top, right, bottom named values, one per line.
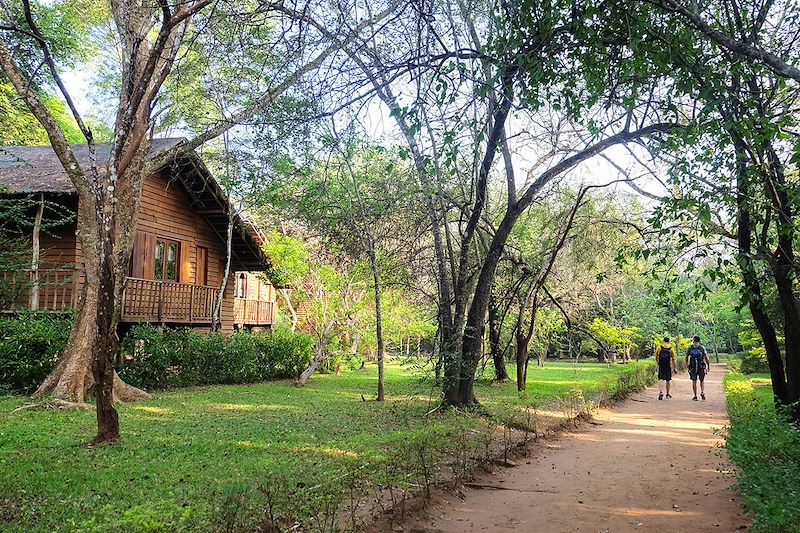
left=213, top=202, right=235, bottom=332
left=297, top=319, right=336, bottom=385
left=30, top=192, right=44, bottom=309
left=92, top=257, right=119, bottom=444
left=32, top=181, right=150, bottom=413
left=515, top=345, right=527, bottom=391
left=514, top=291, right=537, bottom=392
left=488, top=295, right=509, bottom=381
left=368, top=246, right=385, bottom=401
left=297, top=348, right=327, bottom=385
left=733, top=134, right=790, bottom=410
left=279, top=288, right=298, bottom=332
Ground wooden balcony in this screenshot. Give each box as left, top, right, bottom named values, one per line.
left=3, top=272, right=274, bottom=327
left=234, top=298, right=274, bottom=326
left=1, top=269, right=78, bottom=312
left=122, top=278, right=219, bottom=323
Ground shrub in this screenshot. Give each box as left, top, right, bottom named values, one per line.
left=723, top=373, right=800, bottom=533
left=739, top=348, right=770, bottom=374
left=119, top=325, right=314, bottom=390
left=0, top=314, right=71, bottom=394
left=605, top=360, right=657, bottom=400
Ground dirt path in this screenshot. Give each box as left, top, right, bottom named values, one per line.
left=404, top=363, right=750, bottom=533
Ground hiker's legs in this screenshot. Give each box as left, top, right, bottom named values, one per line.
left=692, top=379, right=698, bottom=397
left=665, top=379, right=671, bottom=395
left=658, top=379, right=665, bottom=393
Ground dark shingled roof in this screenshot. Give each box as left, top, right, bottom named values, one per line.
left=0, top=138, right=270, bottom=271
left=0, top=138, right=183, bottom=193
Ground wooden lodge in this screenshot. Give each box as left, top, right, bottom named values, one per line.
left=0, top=138, right=276, bottom=331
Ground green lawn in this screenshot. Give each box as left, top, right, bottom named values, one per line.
left=0, top=360, right=654, bottom=533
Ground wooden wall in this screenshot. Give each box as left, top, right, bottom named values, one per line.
left=31, top=172, right=253, bottom=331
left=133, top=170, right=237, bottom=330
left=237, top=271, right=275, bottom=303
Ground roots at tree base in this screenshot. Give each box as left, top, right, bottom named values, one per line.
left=34, top=356, right=150, bottom=404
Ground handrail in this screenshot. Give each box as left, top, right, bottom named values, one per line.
left=122, top=278, right=219, bottom=323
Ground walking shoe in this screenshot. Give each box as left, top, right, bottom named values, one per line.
left=692, top=396, right=698, bottom=401
left=666, top=394, right=672, bottom=399
left=658, top=392, right=664, bottom=400
left=701, top=392, right=706, bottom=400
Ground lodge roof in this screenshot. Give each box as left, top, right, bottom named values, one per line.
left=0, top=138, right=270, bottom=271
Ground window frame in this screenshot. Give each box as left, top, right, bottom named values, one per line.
left=154, top=237, right=181, bottom=282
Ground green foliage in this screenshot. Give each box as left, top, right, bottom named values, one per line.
left=588, top=318, right=637, bottom=350
left=0, top=314, right=71, bottom=394
left=0, top=81, right=87, bottom=145
left=118, top=325, right=314, bottom=390
left=261, top=231, right=309, bottom=288
left=603, top=359, right=658, bottom=400
left=738, top=320, right=775, bottom=374
left=0, top=235, right=31, bottom=309
left=723, top=373, right=800, bottom=532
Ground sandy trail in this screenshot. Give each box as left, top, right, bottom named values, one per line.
left=405, top=363, right=750, bottom=533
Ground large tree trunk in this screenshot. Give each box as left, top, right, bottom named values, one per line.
left=32, top=188, right=150, bottom=410
left=733, top=135, right=790, bottom=409
left=93, top=258, right=120, bottom=444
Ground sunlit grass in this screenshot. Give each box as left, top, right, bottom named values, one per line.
left=0, top=360, right=652, bottom=532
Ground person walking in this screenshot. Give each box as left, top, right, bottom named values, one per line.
left=655, top=337, right=677, bottom=400
left=686, top=335, right=710, bottom=400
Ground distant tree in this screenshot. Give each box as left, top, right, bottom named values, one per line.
left=262, top=231, right=310, bottom=333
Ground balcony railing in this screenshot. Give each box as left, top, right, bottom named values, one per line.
left=1, top=269, right=78, bottom=311
left=234, top=298, right=274, bottom=326
left=122, top=278, right=219, bottom=323
left=3, top=272, right=274, bottom=326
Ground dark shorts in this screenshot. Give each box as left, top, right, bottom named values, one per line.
left=689, top=367, right=706, bottom=382
left=658, top=365, right=672, bottom=381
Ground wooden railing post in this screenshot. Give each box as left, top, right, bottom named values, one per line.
left=157, top=282, right=164, bottom=323
left=189, top=285, right=195, bottom=322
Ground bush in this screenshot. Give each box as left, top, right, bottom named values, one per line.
left=740, top=349, right=770, bottom=374
left=119, top=325, right=314, bottom=390
left=0, top=314, right=71, bottom=394
left=605, top=360, right=657, bottom=400
left=723, top=373, right=800, bottom=532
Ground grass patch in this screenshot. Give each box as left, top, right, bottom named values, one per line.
left=723, top=372, right=800, bottom=533
left=0, top=360, right=654, bottom=532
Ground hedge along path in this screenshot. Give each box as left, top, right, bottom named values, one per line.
left=404, top=363, right=751, bottom=532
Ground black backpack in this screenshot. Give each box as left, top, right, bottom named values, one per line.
left=658, top=346, right=671, bottom=364
left=688, top=345, right=705, bottom=369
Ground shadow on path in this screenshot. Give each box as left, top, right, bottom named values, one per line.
left=404, top=363, right=750, bottom=533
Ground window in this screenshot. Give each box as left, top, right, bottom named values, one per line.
left=155, top=238, right=179, bottom=282
left=237, top=273, right=248, bottom=298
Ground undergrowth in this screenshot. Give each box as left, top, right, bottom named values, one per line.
left=723, top=372, right=800, bottom=533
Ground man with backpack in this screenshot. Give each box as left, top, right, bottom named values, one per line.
left=686, top=335, right=710, bottom=400
left=655, top=337, right=677, bottom=400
